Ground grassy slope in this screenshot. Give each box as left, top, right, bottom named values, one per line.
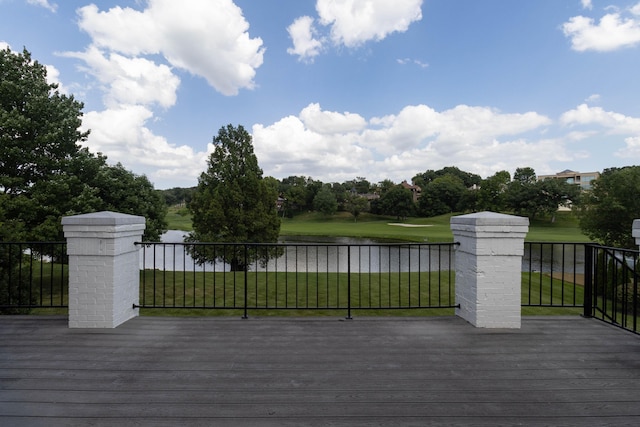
left=166, top=206, right=590, bottom=242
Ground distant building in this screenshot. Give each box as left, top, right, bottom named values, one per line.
left=400, top=180, right=422, bottom=202
left=537, top=169, right=600, bottom=190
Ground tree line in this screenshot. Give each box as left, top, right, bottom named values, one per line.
left=161, top=165, right=579, bottom=222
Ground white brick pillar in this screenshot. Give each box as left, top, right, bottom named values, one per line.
left=62, top=211, right=145, bottom=328
left=450, top=211, right=529, bottom=328
left=633, top=219, right=640, bottom=250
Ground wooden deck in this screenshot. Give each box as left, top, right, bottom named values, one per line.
left=2, top=315, right=640, bottom=426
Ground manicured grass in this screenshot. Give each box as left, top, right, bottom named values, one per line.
left=166, top=205, right=193, bottom=232
left=139, top=270, right=456, bottom=317
left=24, top=268, right=587, bottom=317
left=165, top=209, right=590, bottom=243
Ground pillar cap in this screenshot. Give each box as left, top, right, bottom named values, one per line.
left=633, top=219, right=640, bottom=238
left=450, top=211, right=529, bottom=227
left=62, top=211, right=145, bottom=226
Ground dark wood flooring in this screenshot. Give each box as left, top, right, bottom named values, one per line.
left=2, top=315, right=640, bottom=426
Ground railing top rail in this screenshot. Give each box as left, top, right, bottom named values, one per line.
left=585, top=243, right=640, bottom=253
left=135, top=241, right=457, bottom=247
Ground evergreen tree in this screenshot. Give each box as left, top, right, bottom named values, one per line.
left=187, top=124, right=280, bottom=270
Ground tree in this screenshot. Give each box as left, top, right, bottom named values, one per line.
left=374, top=186, right=414, bottom=220
left=505, top=167, right=540, bottom=218
left=187, top=124, right=280, bottom=270
left=577, top=166, right=640, bottom=248
left=417, top=175, right=466, bottom=217
left=0, top=47, right=166, bottom=242
left=344, top=194, right=369, bottom=222
left=413, top=166, right=481, bottom=189
left=313, top=186, right=338, bottom=216
left=477, top=170, right=510, bottom=211
left=505, top=168, right=579, bottom=221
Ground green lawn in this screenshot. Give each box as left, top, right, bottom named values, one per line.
left=166, top=208, right=591, bottom=243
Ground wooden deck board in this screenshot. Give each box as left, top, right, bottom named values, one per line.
left=1, top=315, right=640, bottom=426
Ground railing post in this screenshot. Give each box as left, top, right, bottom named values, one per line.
left=450, top=212, right=529, bottom=328
left=243, top=244, right=248, bottom=319
left=62, top=211, right=145, bottom=328
left=583, top=244, right=593, bottom=318
left=346, top=246, right=352, bottom=320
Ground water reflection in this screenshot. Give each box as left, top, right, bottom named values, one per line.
left=141, top=231, right=454, bottom=273
left=141, top=232, right=586, bottom=275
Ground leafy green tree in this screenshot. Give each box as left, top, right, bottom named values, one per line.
left=577, top=166, right=640, bottom=248
left=417, top=175, right=466, bottom=217
left=536, top=178, right=579, bottom=221
left=413, top=166, right=481, bottom=189
left=373, top=186, right=414, bottom=220
left=344, top=194, right=369, bottom=222
left=187, top=124, right=280, bottom=270
left=313, top=186, right=338, bottom=216
left=374, top=179, right=396, bottom=197
left=505, top=167, right=540, bottom=218
left=505, top=168, right=579, bottom=221
left=477, top=170, right=511, bottom=211
left=0, top=47, right=166, bottom=241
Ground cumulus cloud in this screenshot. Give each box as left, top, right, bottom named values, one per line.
left=287, top=0, right=423, bottom=60
left=62, top=0, right=264, bottom=187
left=63, top=46, right=179, bottom=108
left=0, top=41, right=11, bottom=50
left=287, top=16, right=324, bottom=62
left=561, top=104, right=640, bottom=161
left=615, top=136, right=640, bottom=158
left=75, top=0, right=264, bottom=96
left=252, top=102, right=562, bottom=184
left=299, top=103, right=367, bottom=134
left=563, top=3, right=640, bottom=51
left=560, top=104, right=640, bottom=133
left=581, top=0, right=593, bottom=10
left=81, top=105, right=209, bottom=182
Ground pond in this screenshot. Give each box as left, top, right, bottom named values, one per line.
left=141, top=231, right=454, bottom=273
left=141, top=231, right=586, bottom=275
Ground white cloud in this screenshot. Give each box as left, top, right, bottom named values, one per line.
left=253, top=103, right=560, bottom=184
left=81, top=105, right=210, bottom=185
left=63, top=46, right=179, bottom=108
left=615, top=135, right=640, bottom=158
left=0, top=41, right=11, bottom=50
left=26, top=0, right=57, bottom=13
left=63, top=0, right=263, bottom=187
left=560, top=104, right=640, bottom=133
left=561, top=103, right=640, bottom=161
left=585, top=93, right=600, bottom=103
left=75, top=0, right=264, bottom=96
left=562, top=5, right=640, bottom=51
left=581, top=0, right=593, bottom=10
left=299, top=103, right=367, bottom=134
left=287, top=16, right=324, bottom=62
left=287, top=0, right=423, bottom=60
left=317, top=0, right=423, bottom=48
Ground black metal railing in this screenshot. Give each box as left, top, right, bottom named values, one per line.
left=522, top=242, right=586, bottom=309
left=0, top=242, right=67, bottom=313
left=584, top=244, right=640, bottom=334
left=137, top=242, right=458, bottom=318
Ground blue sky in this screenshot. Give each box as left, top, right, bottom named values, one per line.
left=2, top=0, right=640, bottom=189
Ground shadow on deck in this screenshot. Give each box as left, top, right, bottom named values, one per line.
left=2, top=315, right=640, bottom=426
